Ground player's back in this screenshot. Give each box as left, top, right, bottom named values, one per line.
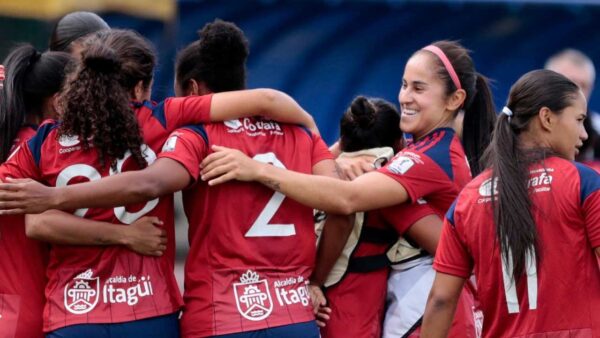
left=169, top=117, right=332, bottom=337
left=451, top=157, right=600, bottom=337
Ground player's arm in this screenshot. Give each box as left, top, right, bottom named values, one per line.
left=25, top=211, right=166, bottom=256
left=420, top=272, right=466, bottom=338
left=0, top=158, right=191, bottom=214
left=200, top=145, right=409, bottom=214
left=405, top=214, right=443, bottom=255
left=309, top=159, right=353, bottom=287
left=210, top=89, right=318, bottom=134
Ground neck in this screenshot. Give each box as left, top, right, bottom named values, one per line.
left=414, top=117, right=454, bottom=140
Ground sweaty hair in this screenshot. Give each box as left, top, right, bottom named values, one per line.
left=175, top=19, right=249, bottom=93
left=59, top=29, right=156, bottom=170
left=482, top=69, right=580, bottom=281
left=49, top=11, right=110, bottom=52
left=417, top=40, right=496, bottom=176
left=339, top=96, right=402, bottom=153
left=0, top=44, right=72, bottom=162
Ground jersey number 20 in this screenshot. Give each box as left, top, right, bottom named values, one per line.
left=245, top=152, right=296, bottom=237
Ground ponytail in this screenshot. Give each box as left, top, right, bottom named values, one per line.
left=59, top=40, right=146, bottom=170
left=482, top=69, right=580, bottom=280
left=462, top=73, right=496, bottom=176
left=0, top=44, right=72, bottom=162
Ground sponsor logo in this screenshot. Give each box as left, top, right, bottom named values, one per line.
left=224, top=118, right=283, bottom=137
left=478, top=169, right=553, bottom=204
left=473, top=306, right=483, bottom=338
left=234, top=270, right=273, bottom=321
left=64, top=269, right=100, bottom=314
left=478, top=177, right=498, bottom=197
left=58, top=135, right=80, bottom=147
left=64, top=270, right=155, bottom=315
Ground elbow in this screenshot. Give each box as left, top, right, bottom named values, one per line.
left=131, top=174, right=164, bottom=201
left=427, top=288, right=458, bottom=312
left=257, top=88, right=281, bottom=113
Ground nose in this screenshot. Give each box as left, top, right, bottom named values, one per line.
left=399, top=87, right=410, bottom=106
left=581, top=125, right=589, bottom=142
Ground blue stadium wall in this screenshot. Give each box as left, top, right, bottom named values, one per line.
left=1, top=0, right=599, bottom=144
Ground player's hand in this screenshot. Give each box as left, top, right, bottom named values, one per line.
left=0, top=178, right=55, bottom=214
left=121, top=216, right=167, bottom=256
left=200, top=145, right=261, bottom=185
left=335, top=155, right=376, bottom=180
left=308, top=284, right=331, bottom=327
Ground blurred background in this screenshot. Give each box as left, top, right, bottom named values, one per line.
left=1, top=0, right=599, bottom=289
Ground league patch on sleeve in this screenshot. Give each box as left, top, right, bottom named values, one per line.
left=162, top=135, right=178, bottom=152
left=388, top=155, right=416, bottom=174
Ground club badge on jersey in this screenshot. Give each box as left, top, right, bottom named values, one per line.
left=233, top=270, right=274, bottom=321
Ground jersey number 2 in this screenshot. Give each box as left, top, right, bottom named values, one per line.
left=245, top=153, right=296, bottom=237
left=500, top=250, right=538, bottom=314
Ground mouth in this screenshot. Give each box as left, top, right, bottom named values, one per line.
left=402, top=108, right=418, bottom=117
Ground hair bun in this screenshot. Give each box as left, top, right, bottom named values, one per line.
left=350, top=96, right=376, bottom=128
left=82, top=44, right=121, bottom=73
left=197, top=19, right=249, bottom=66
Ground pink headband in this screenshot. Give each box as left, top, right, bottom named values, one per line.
left=422, top=45, right=462, bottom=90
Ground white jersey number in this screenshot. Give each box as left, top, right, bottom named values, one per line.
left=245, top=152, right=296, bottom=237
left=55, top=144, right=159, bottom=224
left=500, top=250, right=538, bottom=314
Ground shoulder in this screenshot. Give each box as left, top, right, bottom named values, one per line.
left=406, top=128, right=464, bottom=179
left=26, top=120, right=60, bottom=167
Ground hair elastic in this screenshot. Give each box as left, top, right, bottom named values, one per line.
left=422, top=45, right=462, bottom=90
left=501, top=106, right=513, bottom=117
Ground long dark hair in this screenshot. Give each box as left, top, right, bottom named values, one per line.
left=175, top=19, right=249, bottom=93
left=483, top=69, right=580, bottom=280
left=339, top=96, right=402, bottom=153
left=49, top=11, right=109, bottom=52
left=0, top=44, right=72, bottom=162
left=59, top=29, right=155, bottom=170
left=420, top=40, right=496, bottom=176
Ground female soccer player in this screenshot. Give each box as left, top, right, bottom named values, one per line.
left=421, top=69, right=600, bottom=337
left=0, top=28, right=317, bottom=338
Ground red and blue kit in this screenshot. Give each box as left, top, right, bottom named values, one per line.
left=377, top=127, right=480, bottom=337
left=0, top=95, right=214, bottom=332
left=158, top=117, right=333, bottom=337
left=0, top=126, right=48, bottom=338
left=435, top=157, right=600, bottom=337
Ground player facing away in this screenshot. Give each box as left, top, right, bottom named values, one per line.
left=421, top=69, right=600, bottom=337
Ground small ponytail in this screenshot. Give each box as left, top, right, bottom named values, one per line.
left=59, top=32, right=146, bottom=170
left=339, top=96, right=401, bottom=153
left=0, top=44, right=72, bottom=162
left=462, top=73, right=496, bottom=176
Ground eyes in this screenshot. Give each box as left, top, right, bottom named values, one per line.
left=401, top=80, right=425, bottom=93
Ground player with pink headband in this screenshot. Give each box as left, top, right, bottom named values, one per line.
left=195, top=40, right=497, bottom=336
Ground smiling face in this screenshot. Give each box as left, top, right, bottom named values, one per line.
left=398, top=52, right=456, bottom=140
left=548, top=90, right=588, bottom=160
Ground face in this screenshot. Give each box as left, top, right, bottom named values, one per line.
left=398, top=52, right=454, bottom=139
left=549, top=91, right=588, bottom=160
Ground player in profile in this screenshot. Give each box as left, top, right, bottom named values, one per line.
left=421, top=69, right=600, bottom=337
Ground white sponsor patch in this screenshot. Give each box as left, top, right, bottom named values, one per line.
left=162, top=135, right=178, bottom=152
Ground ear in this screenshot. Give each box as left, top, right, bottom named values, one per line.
left=446, top=89, right=467, bottom=112
left=186, top=79, right=211, bottom=96
left=133, top=80, right=147, bottom=101
left=537, top=106, right=556, bottom=132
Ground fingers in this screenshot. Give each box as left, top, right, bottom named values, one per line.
left=0, top=183, right=24, bottom=193
left=200, top=150, right=229, bottom=170
left=201, top=162, right=238, bottom=182
left=207, top=171, right=237, bottom=186
left=0, top=208, right=26, bottom=215
left=200, top=155, right=237, bottom=178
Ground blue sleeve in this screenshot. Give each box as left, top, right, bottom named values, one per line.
left=574, top=162, right=600, bottom=205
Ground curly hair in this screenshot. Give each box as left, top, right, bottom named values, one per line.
left=58, top=29, right=155, bottom=170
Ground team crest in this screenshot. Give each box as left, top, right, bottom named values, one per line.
left=233, top=270, right=273, bottom=321
left=388, top=156, right=415, bottom=175
left=64, top=269, right=100, bottom=315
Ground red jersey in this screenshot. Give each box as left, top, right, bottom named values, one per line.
left=0, top=95, right=214, bottom=332
left=0, top=126, right=48, bottom=338
left=435, top=157, right=600, bottom=337
left=378, top=127, right=471, bottom=216
left=158, top=118, right=333, bottom=337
